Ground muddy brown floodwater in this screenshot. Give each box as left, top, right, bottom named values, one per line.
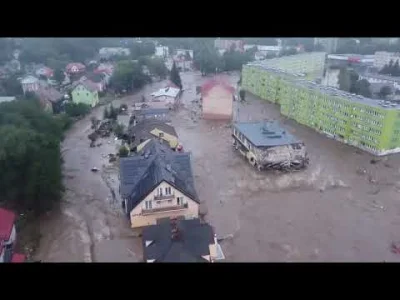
left=35, top=72, right=400, bottom=262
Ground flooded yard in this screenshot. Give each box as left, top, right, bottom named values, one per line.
left=34, top=71, right=400, bottom=262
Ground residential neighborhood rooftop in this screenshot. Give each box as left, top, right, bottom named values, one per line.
left=234, top=121, right=301, bottom=147
left=201, top=78, right=235, bottom=96
left=119, top=140, right=199, bottom=213
left=151, top=87, right=181, bottom=99
left=128, top=119, right=178, bottom=147
left=142, top=218, right=214, bottom=262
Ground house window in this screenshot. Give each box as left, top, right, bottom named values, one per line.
left=145, top=200, right=152, bottom=210
left=157, top=187, right=163, bottom=196
left=177, top=197, right=183, bottom=206
left=165, top=187, right=172, bottom=195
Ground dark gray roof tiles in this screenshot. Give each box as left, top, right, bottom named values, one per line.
left=142, top=218, right=214, bottom=262
left=119, top=139, right=199, bottom=214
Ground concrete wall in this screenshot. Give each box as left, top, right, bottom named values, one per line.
left=202, top=86, right=233, bottom=120
left=130, top=181, right=199, bottom=228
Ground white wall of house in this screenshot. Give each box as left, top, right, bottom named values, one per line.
left=129, top=181, right=199, bottom=228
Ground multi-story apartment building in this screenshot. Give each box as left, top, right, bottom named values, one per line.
left=257, top=52, right=327, bottom=80
left=374, top=51, right=400, bottom=70
left=242, top=64, right=400, bottom=156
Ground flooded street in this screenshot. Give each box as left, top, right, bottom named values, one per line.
left=35, top=71, right=400, bottom=262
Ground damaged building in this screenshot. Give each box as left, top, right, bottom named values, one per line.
left=127, top=119, right=180, bottom=152
left=232, top=121, right=309, bottom=171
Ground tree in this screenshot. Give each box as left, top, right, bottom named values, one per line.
left=103, top=106, right=109, bottom=119
left=118, top=145, right=129, bottom=157
left=353, top=79, right=371, bottom=97
left=239, top=90, right=246, bottom=101
left=338, top=68, right=351, bottom=92
left=146, top=57, right=168, bottom=79
left=185, top=50, right=192, bottom=61
left=53, top=69, right=65, bottom=84
left=0, top=99, right=66, bottom=215
left=379, top=85, right=392, bottom=99
left=170, top=62, right=182, bottom=89
left=108, top=104, right=118, bottom=120
left=113, top=123, right=125, bottom=138
left=0, top=75, right=23, bottom=96
left=392, top=60, right=400, bottom=76
left=65, top=102, right=91, bottom=117
left=110, top=60, right=150, bottom=93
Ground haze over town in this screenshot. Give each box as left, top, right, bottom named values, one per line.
left=1, top=37, right=400, bottom=263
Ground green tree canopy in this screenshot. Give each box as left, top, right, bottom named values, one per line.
left=0, top=98, right=66, bottom=215
left=170, top=62, right=182, bottom=89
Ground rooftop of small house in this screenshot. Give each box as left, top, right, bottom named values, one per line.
left=34, top=86, right=63, bottom=103
left=71, top=79, right=99, bottom=93
left=201, top=78, right=235, bottom=97
left=136, top=108, right=171, bottom=116
left=234, top=121, right=301, bottom=147
left=119, top=139, right=198, bottom=213
left=142, top=218, right=214, bottom=262
left=151, top=87, right=181, bottom=98
left=128, top=119, right=178, bottom=146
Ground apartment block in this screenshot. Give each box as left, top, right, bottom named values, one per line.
left=242, top=64, right=400, bottom=156
left=259, top=52, right=327, bottom=80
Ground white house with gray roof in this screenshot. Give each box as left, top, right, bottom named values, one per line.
left=119, top=139, right=199, bottom=229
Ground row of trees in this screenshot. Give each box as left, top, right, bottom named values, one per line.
left=0, top=97, right=68, bottom=216
left=338, top=67, right=393, bottom=99
left=109, top=60, right=151, bottom=93
left=338, top=67, right=372, bottom=97
left=379, top=59, right=400, bottom=76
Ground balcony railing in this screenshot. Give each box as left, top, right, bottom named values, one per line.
left=154, top=193, right=175, bottom=200
left=142, top=203, right=188, bottom=215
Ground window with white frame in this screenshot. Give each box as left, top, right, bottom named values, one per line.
left=145, top=200, right=152, bottom=210
left=177, top=197, right=183, bottom=206
left=165, top=187, right=172, bottom=195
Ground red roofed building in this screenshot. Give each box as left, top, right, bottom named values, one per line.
left=201, top=78, right=235, bottom=120
left=0, top=208, right=25, bottom=263
left=36, top=66, right=54, bottom=78
left=66, top=63, right=86, bottom=74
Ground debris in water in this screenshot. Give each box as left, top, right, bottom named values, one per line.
left=370, top=159, right=381, bottom=164
left=368, top=187, right=380, bottom=195
left=390, top=241, right=400, bottom=255
left=368, top=175, right=377, bottom=184
left=356, top=167, right=367, bottom=175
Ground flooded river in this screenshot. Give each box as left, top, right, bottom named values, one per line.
left=35, top=72, right=400, bottom=262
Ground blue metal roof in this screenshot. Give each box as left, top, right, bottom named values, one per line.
left=234, top=121, right=300, bottom=147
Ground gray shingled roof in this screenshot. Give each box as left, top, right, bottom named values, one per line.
left=128, top=119, right=178, bottom=147
left=234, top=121, right=301, bottom=147
left=119, top=140, right=199, bottom=214
left=142, top=218, right=214, bottom=262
